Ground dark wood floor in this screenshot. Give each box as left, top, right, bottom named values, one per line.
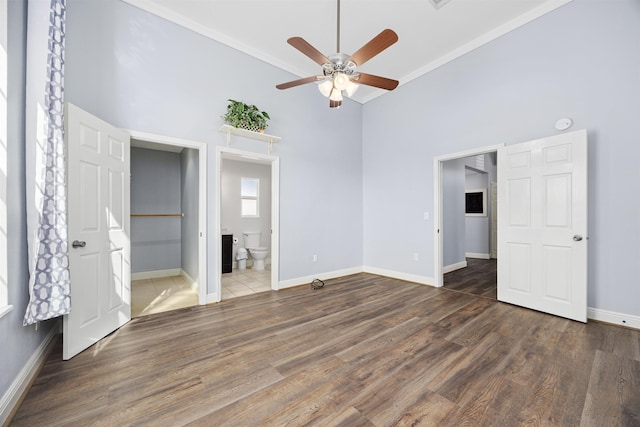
left=444, top=258, right=497, bottom=300
left=11, top=273, right=640, bottom=426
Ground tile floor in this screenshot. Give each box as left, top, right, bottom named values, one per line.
left=131, top=275, right=198, bottom=318
left=222, top=266, right=272, bottom=300
left=131, top=266, right=272, bottom=317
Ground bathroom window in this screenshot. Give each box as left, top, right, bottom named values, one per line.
left=241, top=177, right=259, bottom=218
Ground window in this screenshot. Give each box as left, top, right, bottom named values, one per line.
left=465, top=188, right=487, bottom=217
left=0, top=0, right=11, bottom=318
left=241, top=177, right=259, bottom=218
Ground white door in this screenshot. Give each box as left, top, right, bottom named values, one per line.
left=63, top=103, right=131, bottom=359
left=490, top=181, right=497, bottom=259
left=497, top=129, right=587, bottom=322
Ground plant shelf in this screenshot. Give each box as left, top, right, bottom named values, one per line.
left=219, top=124, right=281, bottom=144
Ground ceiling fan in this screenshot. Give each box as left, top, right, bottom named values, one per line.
left=276, top=0, right=399, bottom=108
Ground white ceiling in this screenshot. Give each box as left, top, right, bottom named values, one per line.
left=122, top=0, right=572, bottom=104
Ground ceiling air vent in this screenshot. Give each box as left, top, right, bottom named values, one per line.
left=429, top=0, right=453, bottom=10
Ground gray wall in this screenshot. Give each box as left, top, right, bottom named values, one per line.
left=221, top=159, right=272, bottom=265
left=0, top=0, right=57, bottom=406
left=444, top=153, right=497, bottom=266
left=64, top=0, right=364, bottom=291
left=130, top=147, right=182, bottom=273
left=181, top=148, right=199, bottom=282
left=363, top=0, right=640, bottom=316
left=464, top=153, right=497, bottom=257
left=442, top=158, right=466, bottom=268
left=465, top=171, right=489, bottom=256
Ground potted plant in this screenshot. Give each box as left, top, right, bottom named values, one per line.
left=222, top=99, right=271, bottom=132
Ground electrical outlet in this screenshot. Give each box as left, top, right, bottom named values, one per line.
left=424, top=211, right=430, bottom=220
left=313, top=254, right=317, bottom=262
left=413, top=253, right=419, bottom=261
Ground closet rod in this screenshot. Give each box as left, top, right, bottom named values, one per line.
left=131, top=213, right=184, bottom=217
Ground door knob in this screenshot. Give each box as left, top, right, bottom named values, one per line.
left=72, top=240, right=86, bottom=248
left=572, top=235, right=583, bottom=242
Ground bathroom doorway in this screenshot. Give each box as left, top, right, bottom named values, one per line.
left=216, top=147, right=279, bottom=301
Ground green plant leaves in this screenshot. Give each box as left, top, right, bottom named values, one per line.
left=222, top=99, right=270, bottom=131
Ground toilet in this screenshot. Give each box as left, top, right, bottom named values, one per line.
left=243, top=232, right=268, bottom=270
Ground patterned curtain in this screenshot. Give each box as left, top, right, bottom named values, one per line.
left=24, top=0, right=70, bottom=325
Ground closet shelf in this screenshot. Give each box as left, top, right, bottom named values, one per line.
left=131, top=213, right=184, bottom=217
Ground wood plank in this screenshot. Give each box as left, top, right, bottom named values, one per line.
left=580, top=350, right=640, bottom=426
left=427, top=331, right=520, bottom=406
left=199, top=356, right=354, bottom=426
left=323, top=406, right=375, bottom=427
left=444, top=257, right=497, bottom=299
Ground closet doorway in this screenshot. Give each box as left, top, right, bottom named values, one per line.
left=128, top=131, right=207, bottom=317
left=216, top=146, right=279, bottom=302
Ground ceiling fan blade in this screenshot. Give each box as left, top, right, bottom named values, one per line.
left=348, top=29, right=398, bottom=67
left=355, top=73, right=399, bottom=91
left=287, top=37, right=330, bottom=65
left=276, top=76, right=322, bottom=90
left=329, top=99, right=342, bottom=108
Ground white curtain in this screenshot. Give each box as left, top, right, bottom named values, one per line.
left=23, top=0, right=70, bottom=325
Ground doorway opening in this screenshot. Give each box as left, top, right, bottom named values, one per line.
left=128, top=131, right=208, bottom=316
left=433, top=144, right=502, bottom=296
left=216, top=146, right=279, bottom=302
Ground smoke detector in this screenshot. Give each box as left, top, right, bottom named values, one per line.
left=429, top=0, right=453, bottom=10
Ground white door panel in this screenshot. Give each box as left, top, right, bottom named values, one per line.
left=490, top=181, right=497, bottom=259
left=498, top=129, right=587, bottom=322
left=63, top=103, right=130, bottom=359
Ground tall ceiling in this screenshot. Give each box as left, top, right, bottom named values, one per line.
left=122, top=0, right=572, bottom=104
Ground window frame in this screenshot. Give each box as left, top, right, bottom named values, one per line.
left=0, top=0, right=12, bottom=318
left=240, top=177, right=260, bottom=218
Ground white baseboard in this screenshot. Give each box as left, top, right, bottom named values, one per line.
left=0, top=304, right=13, bottom=320
left=206, top=292, right=219, bottom=304
left=0, top=323, right=59, bottom=426
left=131, top=268, right=181, bottom=281
left=277, top=267, right=364, bottom=290
left=277, top=266, right=436, bottom=290
left=443, top=260, right=467, bottom=274
left=588, top=307, right=640, bottom=330
left=180, top=269, right=198, bottom=293
left=363, top=266, right=435, bottom=287
left=466, top=252, right=490, bottom=259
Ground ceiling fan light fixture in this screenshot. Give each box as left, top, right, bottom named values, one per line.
left=333, top=73, right=349, bottom=91
left=275, top=0, right=399, bottom=108
left=345, top=80, right=359, bottom=97
left=318, top=79, right=333, bottom=97
left=329, top=88, right=343, bottom=102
